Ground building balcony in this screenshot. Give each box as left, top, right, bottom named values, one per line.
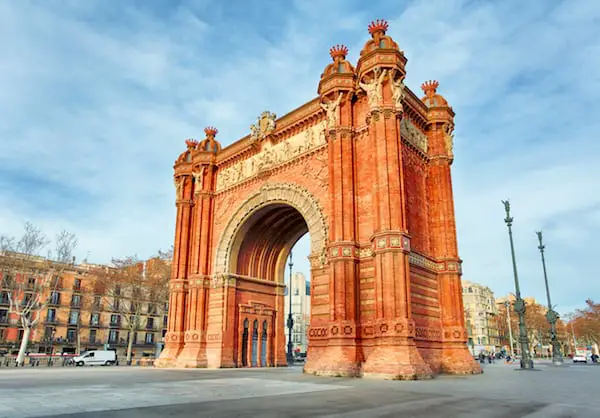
left=44, top=318, right=60, bottom=325
left=89, top=322, right=102, bottom=328
left=70, top=301, right=81, bottom=309
left=109, top=322, right=121, bottom=328
left=48, top=299, right=61, bottom=307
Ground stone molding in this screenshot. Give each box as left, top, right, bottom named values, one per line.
left=213, top=183, right=329, bottom=274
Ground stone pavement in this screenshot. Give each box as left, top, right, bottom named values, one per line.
left=0, top=361, right=598, bottom=417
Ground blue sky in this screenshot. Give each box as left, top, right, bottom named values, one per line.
left=1, top=0, right=598, bottom=315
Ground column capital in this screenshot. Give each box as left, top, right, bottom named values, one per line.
left=370, top=231, right=411, bottom=254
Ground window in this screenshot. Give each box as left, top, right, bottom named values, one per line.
left=145, top=333, right=154, bottom=344
left=90, top=313, right=100, bottom=326
left=110, top=314, right=120, bottom=326
left=93, top=295, right=101, bottom=308
left=109, top=329, right=119, bottom=343
left=47, top=308, right=56, bottom=322
left=73, top=279, right=81, bottom=290
left=89, top=329, right=97, bottom=343
left=0, top=309, right=7, bottom=323
left=27, top=277, right=36, bottom=287
left=68, top=311, right=79, bottom=325
left=67, top=328, right=77, bottom=342
left=163, top=316, right=168, bottom=327
left=50, top=292, right=60, bottom=305
left=71, top=294, right=81, bottom=307
left=146, top=318, right=154, bottom=330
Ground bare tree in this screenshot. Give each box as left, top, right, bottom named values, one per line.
left=0, top=223, right=77, bottom=365
left=94, top=253, right=170, bottom=363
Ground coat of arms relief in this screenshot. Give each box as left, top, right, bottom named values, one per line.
left=250, top=111, right=277, bottom=141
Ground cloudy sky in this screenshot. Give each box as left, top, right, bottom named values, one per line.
left=1, top=0, right=598, bottom=315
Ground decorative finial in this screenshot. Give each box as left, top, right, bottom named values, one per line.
left=421, top=80, right=439, bottom=97
left=204, top=126, right=218, bottom=138
left=185, top=139, right=198, bottom=149
left=329, top=44, right=348, bottom=61
left=368, top=19, right=389, bottom=37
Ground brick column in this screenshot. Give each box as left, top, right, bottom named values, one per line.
left=423, top=81, right=481, bottom=374
left=155, top=175, right=192, bottom=367
left=361, top=101, right=432, bottom=379
left=305, top=92, right=361, bottom=377
left=176, top=165, right=214, bottom=368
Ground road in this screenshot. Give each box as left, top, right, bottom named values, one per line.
left=0, top=361, right=598, bottom=417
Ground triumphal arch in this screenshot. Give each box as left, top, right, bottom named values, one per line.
left=155, top=20, right=481, bottom=379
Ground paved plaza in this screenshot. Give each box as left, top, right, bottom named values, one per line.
left=0, top=361, right=598, bottom=417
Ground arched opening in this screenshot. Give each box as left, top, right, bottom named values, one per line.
left=226, top=202, right=314, bottom=368
left=231, top=203, right=308, bottom=283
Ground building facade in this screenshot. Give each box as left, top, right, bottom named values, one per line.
left=284, top=272, right=311, bottom=354
left=0, top=256, right=168, bottom=359
left=462, top=280, right=500, bottom=354
left=157, top=19, right=481, bottom=379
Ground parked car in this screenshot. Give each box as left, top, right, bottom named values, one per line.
left=72, top=350, right=116, bottom=366
left=573, top=353, right=589, bottom=364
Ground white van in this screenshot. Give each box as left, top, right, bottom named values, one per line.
left=72, top=350, right=116, bottom=366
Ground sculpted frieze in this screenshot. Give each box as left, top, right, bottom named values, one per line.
left=400, top=118, right=428, bottom=154
left=216, top=121, right=327, bottom=191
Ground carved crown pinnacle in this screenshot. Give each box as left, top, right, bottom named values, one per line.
left=204, top=126, right=218, bottom=138
left=368, top=19, right=389, bottom=36
left=421, top=80, right=439, bottom=97
left=185, top=139, right=198, bottom=149
left=329, top=44, right=348, bottom=61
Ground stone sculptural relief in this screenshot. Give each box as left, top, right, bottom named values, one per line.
left=216, top=121, right=327, bottom=192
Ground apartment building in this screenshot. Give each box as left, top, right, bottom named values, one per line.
left=0, top=256, right=168, bottom=359
left=462, top=280, right=500, bottom=354
left=284, top=272, right=311, bottom=354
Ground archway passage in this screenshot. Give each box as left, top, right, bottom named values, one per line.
left=228, top=203, right=309, bottom=368
left=234, top=204, right=308, bottom=282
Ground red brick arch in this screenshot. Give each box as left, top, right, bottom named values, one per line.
left=213, top=183, right=328, bottom=276
left=155, top=19, right=481, bottom=379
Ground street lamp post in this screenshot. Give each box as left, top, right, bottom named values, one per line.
left=505, top=301, right=515, bottom=357
left=286, top=251, right=294, bottom=366
left=536, top=231, right=563, bottom=365
left=502, top=200, right=534, bottom=369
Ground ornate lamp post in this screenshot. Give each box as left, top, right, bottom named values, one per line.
left=536, top=231, right=563, bottom=365
left=286, top=251, right=294, bottom=365
left=502, top=200, right=534, bottom=369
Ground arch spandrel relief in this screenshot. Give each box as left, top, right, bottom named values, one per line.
left=216, top=121, right=327, bottom=192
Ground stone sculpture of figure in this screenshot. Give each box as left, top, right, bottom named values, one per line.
left=390, top=70, right=406, bottom=111
left=174, top=178, right=183, bottom=200
left=234, top=163, right=244, bottom=182
left=359, top=67, right=387, bottom=108
left=320, top=92, right=343, bottom=129
left=250, top=124, right=260, bottom=141
left=193, top=168, right=204, bottom=194
left=444, top=123, right=454, bottom=155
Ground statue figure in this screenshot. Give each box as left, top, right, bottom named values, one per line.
left=390, top=70, right=406, bottom=111
left=174, top=178, right=183, bottom=200
left=193, top=168, right=204, bottom=194
left=444, top=123, right=454, bottom=155
left=359, top=67, right=387, bottom=108
left=234, top=163, right=244, bottom=182
left=320, top=92, right=343, bottom=129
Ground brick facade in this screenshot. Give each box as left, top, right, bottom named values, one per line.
left=155, top=20, right=481, bottom=379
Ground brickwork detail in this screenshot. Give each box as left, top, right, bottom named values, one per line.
left=156, top=19, right=481, bottom=378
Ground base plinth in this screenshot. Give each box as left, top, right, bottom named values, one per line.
left=174, top=343, right=207, bottom=368
left=440, top=344, right=482, bottom=375
left=154, top=344, right=184, bottom=369
left=362, top=343, right=433, bottom=380
left=304, top=345, right=360, bottom=377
